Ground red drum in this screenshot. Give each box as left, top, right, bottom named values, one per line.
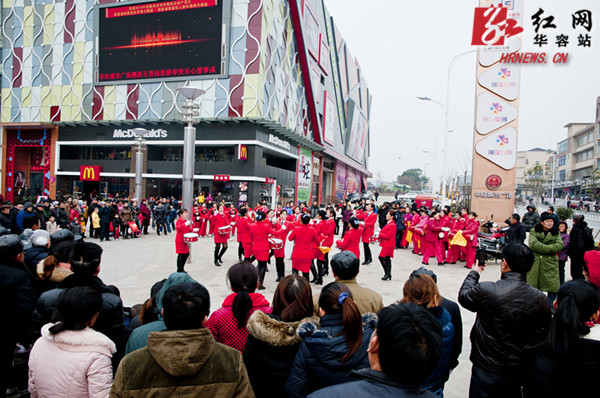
left=218, top=225, right=232, bottom=235
left=183, top=233, right=199, bottom=243
left=269, top=238, right=284, bottom=250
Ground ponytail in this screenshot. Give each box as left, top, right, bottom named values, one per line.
left=232, top=288, right=253, bottom=328
left=227, top=262, right=259, bottom=329
left=339, top=292, right=363, bottom=363
left=49, top=287, right=102, bottom=335
left=545, top=280, right=600, bottom=357
left=318, top=282, right=363, bottom=363
left=546, top=295, right=584, bottom=357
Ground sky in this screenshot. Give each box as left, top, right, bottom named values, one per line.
left=323, top=0, right=600, bottom=185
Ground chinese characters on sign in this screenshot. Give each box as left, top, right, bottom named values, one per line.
left=474, top=192, right=513, bottom=199
left=531, top=8, right=592, bottom=48
left=472, top=4, right=523, bottom=45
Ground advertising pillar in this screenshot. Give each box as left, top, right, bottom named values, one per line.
left=471, top=0, right=523, bottom=222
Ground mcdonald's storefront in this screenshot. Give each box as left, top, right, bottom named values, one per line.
left=0, top=126, right=59, bottom=202
left=49, top=121, right=318, bottom=206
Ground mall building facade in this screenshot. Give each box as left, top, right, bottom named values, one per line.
left=0, top=0, right=371, bottom=206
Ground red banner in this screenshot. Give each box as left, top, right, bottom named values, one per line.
left=106, top=0, right=217, bottom=19
left=80, top=166, right=102, bottom=181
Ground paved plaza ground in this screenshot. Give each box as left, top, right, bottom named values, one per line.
left=97, top=210, right=504, bottom=397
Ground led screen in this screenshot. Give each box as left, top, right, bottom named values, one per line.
left=96, top=0, right=223, bottom=83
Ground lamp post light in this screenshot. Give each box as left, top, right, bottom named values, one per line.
left=417, top=49, right=476, bottom=207
left=131, top=128, right=149, bottom=204
left=176, top=86, right=205, bottom=216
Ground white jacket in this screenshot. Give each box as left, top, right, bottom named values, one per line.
left=28, top=323, right=116, bottom=398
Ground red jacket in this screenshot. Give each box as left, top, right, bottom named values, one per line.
left=271, top=222, right=290, bottom=258
left=378, top=220, right=396, bottom=249
left=206, top=292, right=272, bottom=353
left=288, top=224, right=320, bottom=259
left=237, top=216, right=253, bottom=244
left=322, top=218, right=336, bottom=247
left=336, top=226, right=363, bottom=260
left=360, top=212, right=377, bottom=243
left=250, top=220, right=279, bottom=253
left=408, top=214, right=420, bottom=231
left=314, top=220, right=328, bottom=247
left=462, top=218, right=480, bottom=247
left=424, top=218, right=443, bottom=243
left=440, top=215, right=452, bottom=241
left=449, top=217, right=467, bottom=238
left=175, top=217, right=193, bottom=254
left=212, top=212, right=231, bottom=244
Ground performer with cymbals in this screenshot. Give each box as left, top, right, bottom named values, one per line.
left=336, top=217, right=363, bottom=260
left=237, top=207, right=254, bottom=262
left=359, top=203, right=377, bottom=265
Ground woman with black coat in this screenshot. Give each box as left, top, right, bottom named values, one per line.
left=243, top=275, right=316, bottom=398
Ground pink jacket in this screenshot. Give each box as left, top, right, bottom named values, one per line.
left=28, top=324, right=116, bottom=398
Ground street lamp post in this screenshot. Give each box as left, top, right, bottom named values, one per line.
left=176, top=86, right=206, bottom=216
left=417, top=49, right=476, bottom=207
left=131, top=128, right=150, bottom=203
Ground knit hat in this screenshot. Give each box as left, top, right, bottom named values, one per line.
left=29, top=229, right=50, bottom=247
left=540, top=212, right=553, bottom=222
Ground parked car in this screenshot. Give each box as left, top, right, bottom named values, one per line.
left=283, top=187, right=295, bottom=197
left=360, top=190, right=374, bottom=201
left=346, top=192, right=361, bottom=203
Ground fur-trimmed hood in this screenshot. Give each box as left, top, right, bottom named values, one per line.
left=297, top=312, right=377, bottom=339
left=246, top=310, right=318, bottom=347
left=41, top=323, right=116, bottom=357
left=36, top=259, right=72, bottom=283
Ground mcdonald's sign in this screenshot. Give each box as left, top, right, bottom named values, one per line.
left=80, top=166, right=102, bottom=181
left=238, top=144, right=248, bottom=160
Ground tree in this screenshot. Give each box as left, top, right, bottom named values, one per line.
left=525, top=163, right=551, bottom=200
left=396, top=168, right=428, bottom=190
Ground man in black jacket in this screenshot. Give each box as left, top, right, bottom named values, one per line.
left=98, top=201, right=113, bottom=241
left=0, top=204, right=15, bottom=233
left=378, top=202, right=390, bottom=229
left=0, top=235, right=36, bottom=397
left=32, top=241, right=127, bottom=369
left=506, top=213, right=526, bottom=244
left=459, top=242, right=551, bottom=398
left=568, top=214, right=595, bottom=280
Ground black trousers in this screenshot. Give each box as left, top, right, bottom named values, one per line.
left=469, top=365, right=523, bottom=398
left=292, top=268, right=310, bottom=281
left=395, top=229, right=404, bottom=248
left=100, top=221, right=110, bottom=240
left=570, top=255, right=586, bottom=280
left=177, top=253, right=189, bottom=272
left=558, top=259, right=566, bottom=284
left=363, top=242, right=372, bottom=261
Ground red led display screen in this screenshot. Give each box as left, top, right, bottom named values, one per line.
left=96, top=0, right=223, bottom=83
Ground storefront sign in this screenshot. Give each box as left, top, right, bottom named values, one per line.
left=297, top=148, right=312, bottom=203
left=268, top=134, right=291, bottom=151
left=238, top=144, right=248, bottom=160
left=80, top=166, right=102, bottom=181
left=264, top=178, right=275, bottom=184
left=214, top=175, right=230, bottom=182
left=113, top=129, right=168, bottom=138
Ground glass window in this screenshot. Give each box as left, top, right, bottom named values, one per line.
left=60, top=146, right=132, bottom=161
left=558, top=156, right=566, bottom=166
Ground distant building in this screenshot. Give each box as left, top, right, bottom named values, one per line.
left=516, top=148, right=553, bottom=196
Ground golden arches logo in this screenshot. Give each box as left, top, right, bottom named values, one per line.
left=240, top=145, right=247, bottom=160
left=82, top=167, right=96, bottom=180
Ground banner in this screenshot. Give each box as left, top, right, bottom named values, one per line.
left=297, top=147, right=312, bottom=203
left=335, top=163, right=347, bottom=200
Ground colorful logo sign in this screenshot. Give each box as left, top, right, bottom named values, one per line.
left=490, top=102, right=503, bottom=114
left=80, top=166, right=101, bottom=181
left=496, top=135, right=509, bottom=146
left=485, top=174, right=503, bottom=190
left=498, top=67, right=511, bottom=79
